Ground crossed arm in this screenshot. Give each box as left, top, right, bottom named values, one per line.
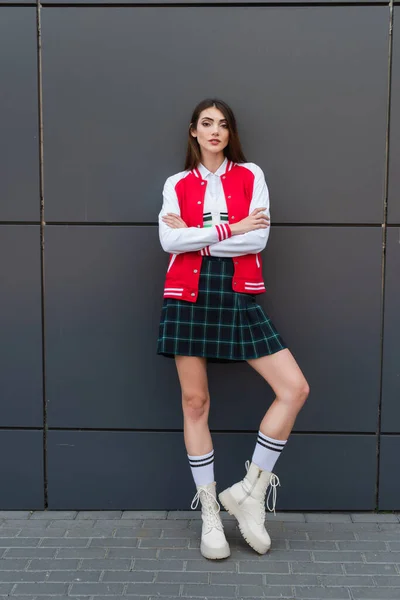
left=158, top=165, right=271, bottom=257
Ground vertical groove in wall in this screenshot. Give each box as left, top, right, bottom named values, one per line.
left=375, top=0, right=394, bottom=511
left=36, top=0, right=48, bottom=509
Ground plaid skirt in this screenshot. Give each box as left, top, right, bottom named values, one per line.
left=157, top=256, right=287, bottom=363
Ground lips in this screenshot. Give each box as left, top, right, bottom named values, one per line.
left=209, top=139, right=220, bottom=143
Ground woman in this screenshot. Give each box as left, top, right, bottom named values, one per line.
left=157, top=99, right=309, bottom=560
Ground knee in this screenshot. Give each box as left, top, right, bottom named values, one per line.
left=182, top=392, right=210, bottom=421
left=282, top=379, right=310, bottom=410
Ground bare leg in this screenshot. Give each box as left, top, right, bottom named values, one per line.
left=175, top=355, right=212, bottom=456
left=247, top=348, right=310, bottom=440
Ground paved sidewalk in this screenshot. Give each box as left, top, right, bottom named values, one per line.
left=0, top=511, right=399, bottom=600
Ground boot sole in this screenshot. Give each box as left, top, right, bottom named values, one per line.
left=200, top=540, right=231, bottom=560
left=218, top=488, right=270, bottom=555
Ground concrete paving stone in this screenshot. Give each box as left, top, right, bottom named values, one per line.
left=0, top=559, right=29, bottom=570
left=273, top=531, right=308, bottom=541
left=102, top=570, right=155, bottom=582
left=138, top=537, right=189, bottom=549
left=239, top=561, right=289, bottom=574
left=0, top=586, right=13, bottom=595
left=154, top=571, right=208, bottom=583
left=373, top=575, right=400, bottom=586
left=89, top=538, right=139, bottom=548
left=210, top=573, right=263, bottom=585
left=107, top=548, right=157, bottom=559
left=289, top=541, right=337, bottom=551
left=344, top=563, right=397, bottom=575
left=182, top=583, right=236, bottom=597
left=65, top=528, right=116, bottom=538
left=161, top=528, right=198, bottom=539
left=337, top=541, right=387, bottom=551
left=379, top=524, right=400, bottom=531
left=39, top=538, right=89, bottom=547
left=122, top=511, right=167, bottom=520
left=134, top=559, right=184, bottom=571
left=283, top=523, right=333, bottom=532
left=351, top=588, right=400, bottom=599
left=30, top=512, right=78, bottom=520
left=260, top=586, right=295, bottom=598
left=159, top=548, right=204, bottom=559
left=271, top=574, right=320, bottom=586
left=305, top=514, right=352, bottom=523
left=186, top=559, right=237, bottom=572
left=388, top=542, right=400, bottom=550
left=69, top=582, right=124, bottom=595
left=0, top=529, right=21, bottom=537
left=313, top=551, right=364, bottom=562
left=319, top=575, right=375, bottom=586
left=308, top=532, right=357, bottom=541
left=4, top=548, right=57, bottom=558
left=237, top=584, right=266, bottom=597
left=331, top=523, right=381, bottom=532
left=351, top=514, right=399, bottom=523
left=12, top=583, right=69, bottom=595
left=46, top=570, right=102, bottom=582
left=0, top=512, right=32, bottom=519
left=143, top=520, right=190, bottom=529
left=56, top=548, right=107, bottom=559
left=364, top=552, right=400, bottom=563
left=76, top=511, right=123, bottom=520
left=0, top=539, right=40, bottom=547
left=114, top=528, right=162, bottom=538
left=268, top=513, right=306, bottom=522
left=260, top=550, right=313, bottom=561
left=49, top=520, right=96, bottom=529
left=294, top=587, right=351, bottom=599
left=80, top=559, right=132, bottom=570
left=0, top=571, right=47, bottom=582
left=1, top=520, right=53, bottom=529
left=28, top=558, right=80, bottom=570
left=2, top=597, right=36, bottom=600
left=94, top=520, right=141, bottom=528
left=34, top=597, right=89, bottom=600
left=356, top=532, right=399, bottom=541
left=291, top=562, right=344, bottom=574
left=17, top=529, right=67, bottom=538
left=167, top=511, right=202, bottom=520
left=125, top=583, right=180, bottom=596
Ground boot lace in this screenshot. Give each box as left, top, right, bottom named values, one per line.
left=190, top=487, right=223, bottom=529
left=245, top=460, right=281, bottom=518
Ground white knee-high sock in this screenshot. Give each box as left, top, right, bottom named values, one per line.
left=251, top=431, right=287, bottom=472
left=187, top=449, right=215, bottom=487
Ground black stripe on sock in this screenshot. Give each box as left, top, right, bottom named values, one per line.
left=256, top=438, right=283, bottom=453
left=188, top=452, right=214, bottom=464
left=189, top=457, right=215, bottom=468
left=258, top=435, right=286, bottom=448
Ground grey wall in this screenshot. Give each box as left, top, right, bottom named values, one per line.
left=0, top=2, right=398, bottom=511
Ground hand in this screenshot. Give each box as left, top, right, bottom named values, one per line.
left=230, top=208, right=270, bottom=236
left=162, top=213, right=188, bottom=228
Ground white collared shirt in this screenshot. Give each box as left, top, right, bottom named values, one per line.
left=197, top=158, right=229, bottom=227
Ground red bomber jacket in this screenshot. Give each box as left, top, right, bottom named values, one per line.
left=158, top=159, right=270, bottom=303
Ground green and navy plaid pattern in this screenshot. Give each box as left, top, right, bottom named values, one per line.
left=157, top=257, right=287, bottom=362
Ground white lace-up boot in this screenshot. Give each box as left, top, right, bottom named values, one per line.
left=191, top=481, right=230, bottom=560
left=218, top=460, right=281, bottom=554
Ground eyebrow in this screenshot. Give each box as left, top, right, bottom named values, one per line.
left=201, top=117, right=227, bottom=122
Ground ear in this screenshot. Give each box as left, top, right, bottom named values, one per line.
left=189, top=122, right=197, bottom=138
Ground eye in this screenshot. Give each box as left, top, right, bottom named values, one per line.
left=202, top=121, right=211, bottom=126
left=221, top=123, right=228, bottom=129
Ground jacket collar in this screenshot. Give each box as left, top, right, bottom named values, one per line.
left=192, top=157, right=234, bottom=180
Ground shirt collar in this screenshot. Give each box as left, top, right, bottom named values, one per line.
left=197, top=157, right=228, bottom=179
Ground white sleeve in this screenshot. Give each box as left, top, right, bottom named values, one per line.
left=158, top=176, right=232, bottom=254
left=202, top=164, right=270, bottom=258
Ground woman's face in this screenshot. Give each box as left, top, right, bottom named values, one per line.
left=191, top=107, right=230, bottom=157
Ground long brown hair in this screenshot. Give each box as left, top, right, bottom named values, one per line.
left=184, top=99, right=247, bottom=171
